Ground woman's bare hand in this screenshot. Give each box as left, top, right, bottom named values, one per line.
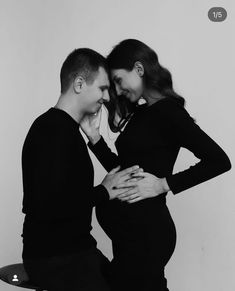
left=116, top=172, right=170, bottom=203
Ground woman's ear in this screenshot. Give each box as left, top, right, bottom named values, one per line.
left=134, top=61, right=144, bottom=77
left=73, top=76, right=85, bottom=93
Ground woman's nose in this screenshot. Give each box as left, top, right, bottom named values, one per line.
left=115, top=84, right=122, bottom=96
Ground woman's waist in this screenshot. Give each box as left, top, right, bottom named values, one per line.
left=96, top=193, right=167, bottom=222
left=118, top=157, right=173, bottom=177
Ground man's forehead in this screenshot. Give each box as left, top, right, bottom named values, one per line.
left=97, top=66, right=108, bottom=77
left=96, top=67, right=110, bottom=85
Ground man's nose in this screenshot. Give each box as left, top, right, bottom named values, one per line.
left=103, top=90, right=110, bottom=102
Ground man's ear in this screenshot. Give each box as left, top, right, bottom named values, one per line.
left=73, top=76, right=85, bottom=93
left=134, top=61, right=144, bottom=77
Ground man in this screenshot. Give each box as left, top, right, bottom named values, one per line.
left=21, top=48, right=141, bottom=291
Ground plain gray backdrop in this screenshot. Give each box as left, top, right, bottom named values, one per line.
left=0, top=1, right=234, bottom=290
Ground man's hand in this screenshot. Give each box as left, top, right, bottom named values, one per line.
left=80, top=109, right=102, bottom=144
left=101, top=165, right=143, bottom=200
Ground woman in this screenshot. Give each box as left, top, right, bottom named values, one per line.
left=81, top=39, right=231, bottom=291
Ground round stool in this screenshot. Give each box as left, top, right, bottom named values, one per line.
left=0, top=263, right=46, bottom=290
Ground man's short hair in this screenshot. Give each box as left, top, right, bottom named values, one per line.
left=60, top=48, right=107, bottom=94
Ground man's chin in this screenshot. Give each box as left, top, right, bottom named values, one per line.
left=87, top=104, right=101, bottom=115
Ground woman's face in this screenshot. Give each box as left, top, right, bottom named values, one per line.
left=111, top=68, right=144, bottom=103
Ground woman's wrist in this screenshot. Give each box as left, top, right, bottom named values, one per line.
left=153, top=177, right=170, bottom=196
left=162, top=178, right=170, bottom=193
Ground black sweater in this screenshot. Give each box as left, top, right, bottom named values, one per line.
left=89, top=98, right=231, bottom=195
left=22, top=108, right=108, bottom=259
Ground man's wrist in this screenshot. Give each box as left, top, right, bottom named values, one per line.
left=100, top=182, right=111, bottom=200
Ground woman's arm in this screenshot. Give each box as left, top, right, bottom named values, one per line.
left=80, top=110, right=120, bottom=172
left=88, top=137, right=120, bottom=171
left=164, top=101, right=231, bottom=194
left=117, top=100, right=231, bottom=203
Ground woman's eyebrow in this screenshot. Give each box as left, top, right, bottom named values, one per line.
left=113, top=76, right=120, bottom=82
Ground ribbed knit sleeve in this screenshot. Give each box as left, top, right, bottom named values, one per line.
left=162, top=101, right=231, bottom=194
left=88, top=137, right=120, bottom=172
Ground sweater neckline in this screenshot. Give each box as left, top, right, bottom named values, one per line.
left=50, top=107, right=80, bottom=128
left=138, top=96, right=170, bottom=110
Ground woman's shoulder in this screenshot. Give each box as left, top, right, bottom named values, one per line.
left=145, top=97, right=196, bottom=127
left=142, top=96, right=185, bottom=115
left=158, top=96, right=184, bottom=109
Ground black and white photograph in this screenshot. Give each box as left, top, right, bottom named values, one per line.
left=0, top=1, right=234, bottom=290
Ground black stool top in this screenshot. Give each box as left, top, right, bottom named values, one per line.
left=0, top=263, right=45, bottom=290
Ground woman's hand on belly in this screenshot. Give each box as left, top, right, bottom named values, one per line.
left=116, top=172, right=170, bottom=203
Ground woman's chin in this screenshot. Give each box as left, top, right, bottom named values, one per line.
left=126, top=93, right=138, bottom=103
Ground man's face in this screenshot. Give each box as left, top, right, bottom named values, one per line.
left=82, top=67, right=110, bottom=114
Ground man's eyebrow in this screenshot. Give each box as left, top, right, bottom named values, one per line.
left=100, top=85, right=110, bottom=89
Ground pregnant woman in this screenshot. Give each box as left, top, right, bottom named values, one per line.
left=81, top=39, right=231, bottom=291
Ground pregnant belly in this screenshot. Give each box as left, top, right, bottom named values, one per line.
left=95, top=194, right=167, bottom=242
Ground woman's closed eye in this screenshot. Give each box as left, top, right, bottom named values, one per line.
left=114, top=78, right=122, bottom=86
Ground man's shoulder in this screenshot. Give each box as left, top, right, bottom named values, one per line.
left=25, top=110, right=67, bottom=143
left=31, top=108, right=75, bottom=132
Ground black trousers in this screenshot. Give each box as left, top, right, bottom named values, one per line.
left=23, top=248, right=111, bottom=291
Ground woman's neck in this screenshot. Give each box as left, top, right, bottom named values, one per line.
left=143, top=89, right=165, bottom=106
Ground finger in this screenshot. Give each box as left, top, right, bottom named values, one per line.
left=119, top=194, right=140, bottom=201
left=97, top=107, right=102, bottom=121
left=94, top=108, right=102, bottom=125
left=127, top=178, right=138, bottom=182
left=132, top=177, right=144, bottom=181
left=118, top=165, right=140, bottom=177
left=112, top=187, right=135, bottom=196
left=131, top=168, right=144, bottom=174
left=129, top=169, right=145, bottom=179
left=131, top=171, right=149, bottom=178
left=108, top=165, right=121, bottom=175
left=127, top=196, right=143, bottom=203
left=116, top=180, right=138, bottom=188
left=116, top=168, right=143, bottom=183
left=117, top=188, right=138, bottom=198
left=116, top=175, right=138, bottom=185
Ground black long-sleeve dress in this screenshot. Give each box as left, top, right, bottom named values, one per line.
left=88, top=97, right=231, bottom=291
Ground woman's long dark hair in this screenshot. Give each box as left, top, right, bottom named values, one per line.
left=105, top=39, right=185, bottom=132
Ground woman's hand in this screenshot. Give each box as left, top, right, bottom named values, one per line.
left=116, top=172, right=170, bottom=203
left=101, top=165, right=144, bottom=200
left=80, top=109, right=102, bottom=144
